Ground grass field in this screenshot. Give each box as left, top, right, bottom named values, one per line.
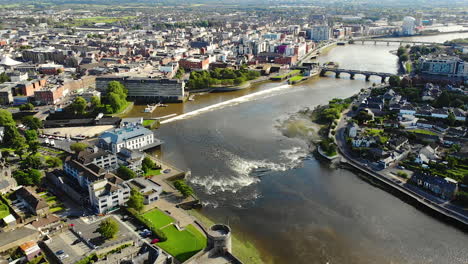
left=289, top=75, right=303, bottom=82
left=271, top=70, right=301, bottom=80
left=0, top=203, right=9, bottom=219
left=409, top=129, right=437, bottom=136
left=142, top=120, right=155, bottom=127
left=141, top=209, right=174, bottom=229
left=145, top=169, right=161, bottom=177
left=157, top=224, right=207, bottom=262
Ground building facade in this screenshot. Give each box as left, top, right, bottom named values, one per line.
left=96, top=76, right=185, bottom=103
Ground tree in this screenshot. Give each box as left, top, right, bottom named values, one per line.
left=106, top=81, right=127, bottom=100
left=433, top=91, right=451, bottom=108
left=173, top=180, right=194, bottom=198
left=70, top=142, right=88, bottom=154
left=127, top=188, right=144, bottom=212
left=22, top=116, right=43, bottom=130
left=46, top=156, right=62, bottom=168
left=24, top=130, right=38, bottom=142
left=28, top=141, right=40, bottom=154
left=97, top=218, right=119, bottom=240
left=24, top=154, right=42, bottom=169
left=13, top=169, right=42, bottom=186
left=116, top=166, right=136, bottom=180
left=19, top=103, right=34, bottom=111
left=0, top=110, right=16, bottom=126
left=107, top=93, right=124, bottom=113
left=71, top=97, right=87, bottom=115
left=388, top=75, right=401, bottom=87
left=142, top=157, right=156, bottom=173
left=90, top=96, right=101, bottom=109
left=0, top=72, right=10, bottom=83
left=399, top=54, right=409, bottom=62
left=447, top=112, right=456, bottom=126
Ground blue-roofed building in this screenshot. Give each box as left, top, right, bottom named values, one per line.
left=98, top=125, right=162, bottom=153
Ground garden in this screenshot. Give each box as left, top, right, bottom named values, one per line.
left=136, top=208, right=207, bottom=262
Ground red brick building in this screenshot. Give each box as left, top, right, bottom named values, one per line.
left=17, top=79, right=47, bottom=96
left=178, top=57, right=210, bottom=71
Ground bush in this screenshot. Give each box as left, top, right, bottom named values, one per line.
left=173, top=180, right=194, bottom=198
left=396, top=171, right=408, bottom=178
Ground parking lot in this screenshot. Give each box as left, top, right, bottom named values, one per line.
left=47, top=230, right=92, bottom=264
left=69, top=216, right=139, bottom=249
left=42, top=125, right=114, bottom=139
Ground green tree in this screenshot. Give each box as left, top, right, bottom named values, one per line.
left=24, top=154, right=42, bottom=169
left=97, top=218, right=119, bottom=240
left=70, top=142, right=88, bottom=154
left=127, top=188, right=144, bottom=212
left=116, top=166, right=136, bottom=180
left=22, top=116, right=43, bottom=130
left=19, top=103, right=34, bottom=111
left=448, top=112, right=456, bottom=126
left=28, top=141, right=40, bottom=154
left=173, top=180, right=194, bottom=198
left=433, top=91, right=450, bottom=108
left=0, top=110, right=16, bottom=126
left=90, top=96, right=101, bottom=109
left=389, top=75, right=401, bottom=87
left=106, top=81, right=127, bottom=100
left=71, top=97, right=87, bottom=115
left=13, top=169, right=42, bottom=186
left=24, top=129, right=38, bottom=142
left=0, top=72, right=10, bottom=83
left=142, top=156, right=156, bottom=173
left=46, top=156, right=62, bottom=168
left=107, top=93, right=124, bottom=113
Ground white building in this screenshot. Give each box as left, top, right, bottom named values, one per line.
left=89, top=175, right=130, bottom=214
left=402, top=16, right=416, bottom=36
left=77, top=146, right=118, bottom=170
left=98, top=125, right=162, bottom=153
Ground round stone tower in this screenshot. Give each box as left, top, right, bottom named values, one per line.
left=207, top=224, right=232, bottom=254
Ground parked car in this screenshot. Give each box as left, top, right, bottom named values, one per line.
left=55, top=250, right=64, bottom=256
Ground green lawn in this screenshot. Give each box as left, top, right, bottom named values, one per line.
left=271, top=70, right=301, bottom=80
left=141, top=209, right=174, bottom=229
left=157, top=224, right=207, bottom=262
left=145, top=169, right=161, bottom=177
left=50, top=207, right=64, bottom=213
left=142, top=120, right=155, bottom=127
left=0, top=203, right=10, bottom=219
left=289, top=75, right=303, bottom=82
left=366, top=128, right=383, bottom=136
left=409, top=129, right=437, bottom=136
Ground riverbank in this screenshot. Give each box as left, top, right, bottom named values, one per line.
left=331, top=91, right=468, bottom=228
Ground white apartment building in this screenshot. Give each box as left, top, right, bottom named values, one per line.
left=89, top=175, right=130, bottom=214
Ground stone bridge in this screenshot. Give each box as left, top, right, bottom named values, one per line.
left=320, top=67, right=395, bottom=82
left=358, top=39, right=440, bottom=46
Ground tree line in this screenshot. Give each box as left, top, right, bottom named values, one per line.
left=187, top=68, right=260, bottom=90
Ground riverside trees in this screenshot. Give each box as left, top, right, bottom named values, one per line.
left=187, top=68, right=260, bottom=90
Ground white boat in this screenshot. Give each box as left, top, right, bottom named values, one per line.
left=188, top=95, right=195, bottom=101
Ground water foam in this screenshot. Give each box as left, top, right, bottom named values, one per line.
left=188, top=147, right=308, bottom=195
left=161, top=83, right=291, bottom=124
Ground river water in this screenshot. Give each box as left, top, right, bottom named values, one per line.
left=139, top=34, right=468, bottom=264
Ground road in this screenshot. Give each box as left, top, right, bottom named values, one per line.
left=334, top=97, right=468, bottom=226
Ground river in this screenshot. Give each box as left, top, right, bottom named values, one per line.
left=137, top=33, right=468, bottom=264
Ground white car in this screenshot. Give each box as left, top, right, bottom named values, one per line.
left=59, top=254, right=69, bottom=259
